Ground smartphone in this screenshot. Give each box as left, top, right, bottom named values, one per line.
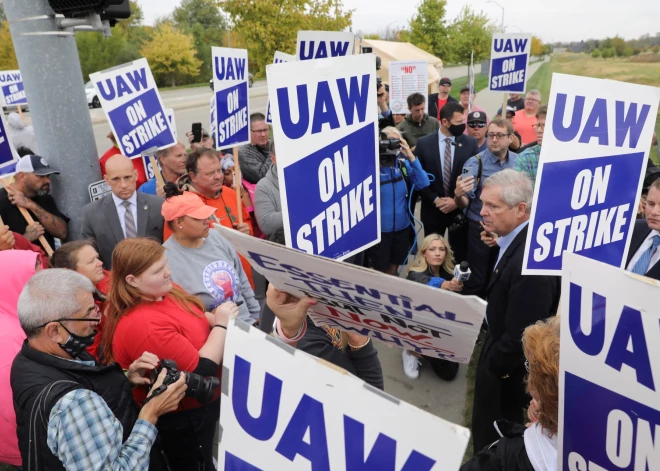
left=462, top=166, right=476, bottom=180
left=192, top=122, right=202, bottom=143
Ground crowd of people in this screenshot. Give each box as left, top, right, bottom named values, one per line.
left=0, top=73, right=659, bottom=471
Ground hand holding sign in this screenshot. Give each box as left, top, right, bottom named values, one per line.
left=266, top=285, right=317, bottom=339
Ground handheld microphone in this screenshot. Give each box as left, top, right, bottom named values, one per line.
left=453, top=261, right=471, bottom=282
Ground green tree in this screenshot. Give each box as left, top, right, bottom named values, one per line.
left=401, top=0, right=450, bottom=59
left=140, top=22, right=202, bottom=86
left=601, top=47, right=615, bottom=59
left=611, top=36, right=626, bottom=56
left=173, top=0, right=227, bottom=81
left=446, top=6, right=493, bottom=63
left=220, top=0, right=352, bottom=77
left=0, top=4, right=6, bottom=22
left=0, top=21, right=18, bottom=69
left=363, top=33, right=380, bottom=40
left=591, top=48, right=601, bottom=58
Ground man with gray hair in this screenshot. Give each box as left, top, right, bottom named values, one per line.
left=512, top=89, right=542, bottom=146
left=470, top=169, right=560, bottom=452
left=11, top=269, right=186, bottom=471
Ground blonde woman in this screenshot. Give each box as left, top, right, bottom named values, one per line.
left=403, top=234, right=462, bottom=380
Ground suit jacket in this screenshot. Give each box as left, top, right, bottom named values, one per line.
left=427, top=94, right=458, bottom=121
left=81, top=192, right=165, bottom=268
left=415, top=131, right=479, bottom=227
left=625, top=219, right=660, bottom=281
left=484, top=225, right=560, bottom=377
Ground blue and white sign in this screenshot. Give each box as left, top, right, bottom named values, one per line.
left=212, top=47, right=250, bottom=150
left=91, top=59, right=176, bottom=157
left=296, top=31, right=355, bottom=61
left=266, top=51, right=295, bottom=124
left=218, top=316, right=471, bottom=470
left=209, top=95, right=217, bottom=147
left=267, top=54, right=380, bottom=260
left=0, top=110, right=19, bottom=172
left=558, top=253, right=660, bottom=471
left=0, top=70, right=27, bottom=106
left=523, top=74, right=660, bottom=275
left=488, top=33, right=531, bottom=93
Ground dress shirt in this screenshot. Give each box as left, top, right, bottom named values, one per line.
left=112, top=191, right=138, bottom=238
left=627, top=229, right=660, bottom=273
left=494, top=220, right=529, bottom=269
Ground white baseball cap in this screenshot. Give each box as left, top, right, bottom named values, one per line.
left=15, top=155, right=60, bottom=176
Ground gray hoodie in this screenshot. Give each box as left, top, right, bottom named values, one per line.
left=7, top=112, right=37, bottom=151
left=254, top=165, right=283, bottom=236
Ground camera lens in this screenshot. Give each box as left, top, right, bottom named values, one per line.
left=183, top=372, right=220, bottom=404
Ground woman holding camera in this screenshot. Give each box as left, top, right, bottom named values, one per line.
left=103, top=236, right=238, bottom=471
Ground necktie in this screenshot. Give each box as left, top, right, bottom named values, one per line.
left=443, top=138, right=452, bottom=196
left=631, top=235, right=660, bottom=275
left=121, top=200, right=137, bottom=238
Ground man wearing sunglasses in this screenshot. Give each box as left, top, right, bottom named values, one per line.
left=467, top=111, right=488, bottom=154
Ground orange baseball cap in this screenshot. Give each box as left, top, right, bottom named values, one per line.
left=161, top=192, right=217, bottom=221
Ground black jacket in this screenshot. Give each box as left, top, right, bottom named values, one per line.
left=484, top=225, right=560, bottom=377
left=427, top=93, right=458, bottom=121
left=461, top=421, right=534, bottom=471
left=415, top=131, right=479, bottom=228
left=626, top=219, right=660, bottom=281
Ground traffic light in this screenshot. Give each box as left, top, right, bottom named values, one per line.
left=48, top=0, right=131, bottom=26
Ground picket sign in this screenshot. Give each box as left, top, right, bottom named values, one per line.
left=216, top=225, right=486, bottom=363
left=0, top=70, right=27, bottom=107
left=388, top=60, right=428, bottom=114
left=523, top=74, right=660, bottom=275
left=558, top=253, right=660, bottom=470
left=164, top=108, right=176, bottom=139
left=217, top=317, right=471, bottom=470
left=267, top=54, right=380, bottom=261
left=488, top=33, right=532, bottom=116
left=212, top=47, right=250, bottom=151
left=266, top=51, right=295, bottom=124
left=296, top=31, right=355, bottom=61
left=0, top=109, right=19, bottom=172
left=90, top=58, right=176, bottom=158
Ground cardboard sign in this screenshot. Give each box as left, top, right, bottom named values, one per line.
left=216, top=226, right=486, bottom=362
left=267, top=54, right=381, bottom=260
left=0, top=70, right=27, bottom=106
left=0, top=110, right=19, bottom=171
left=488, top=33, right=532, bottom=93
left=90, top=59, right=176, bottom=157
left=143, top=155, right=161, bottom=181
left=212, top=47, right=250, bottom=150
left=266, top=51, right=295, bottom=124
left=558, top=253, right=660, bottom=471
left=388, top=60, right=428, bottom=114
left=523, top=74, right=660, bottom=275
left=88, top=180, right=111, bottom=202
left=217, top=318, right=471, bottom=470
left=296, top=31, right=355, bottom=61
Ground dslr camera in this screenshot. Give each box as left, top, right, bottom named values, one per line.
left=379, top=132, right=401, bottom=167
left=448, top=212, right=468, bottom=233
left=149, top=359, right=220, bottom=405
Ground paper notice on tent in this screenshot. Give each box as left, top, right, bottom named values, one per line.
left=90, top=59, right=176, bottom=157
left=212, top=47, right=250, bottom=150
left=488, top=33, right=532, bottom=93
left=522, top=74, right=660, bottom=275
left=296, top=31, right=355, bottom=61
left=0, top=70, right=27, bottom=106
left=266, top=51, right=295, bottom=124
left=388, top=60, right=428, bottom=114
left=216, top=225, right=486, bottom=363
left=267, top=54, right=381, bottom=261
left=217, top=317, right=471, bottom=470
left=558, top=252, right=660, bottom=471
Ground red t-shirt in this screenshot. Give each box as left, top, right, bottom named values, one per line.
left=436, top=97, right=448, bottom=120
left=512, top=109, right=538, bottom=146
left=99, top=146, right=148, bottom=190
left=112, top=295, right=218, bottom=410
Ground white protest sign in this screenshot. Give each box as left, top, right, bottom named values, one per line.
left=0, top=110, right=19, bottom=172
left=164, top=108, right=176, bottom=139
left=488, top=33, right=532, bottom=93
left=88, top=180, right=111, bottom=202
left=558, top=253, right=660, bottom=471
left=0, top=70, right=27, bottom=106
left=266, top=51, right=295, bottom=124
left=216, top=226, right=486, bottom=362
left=218, top=318, right=471, bottom=470
left=212, top=47, right=250, bottom=150
left=523, top=74, right=660, bottom=275
left=90, top=59, right=176, bottom=157
left=388, top=60, right=428, bottom=114
left=209, top=95, right=217, bottom=146
left=267, top=54, right=380, bottom=261
left=296, top=31, right=355, bottom=61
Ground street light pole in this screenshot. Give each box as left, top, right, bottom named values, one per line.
left=487, top=0, right=505, bottom=33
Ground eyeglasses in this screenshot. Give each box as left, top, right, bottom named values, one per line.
left=250, top=129, right=269, bottom=134
left=532, top=123, right=546, bottom=130
left=468, top=122, right=486, bottom=128
left=486, top=133, right=511, bottom=140
left=35, top=305, right=102, bottom=329
left=525, top=98, right=540, bottom=103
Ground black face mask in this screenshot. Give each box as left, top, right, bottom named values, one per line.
left=448, top=123, right=466, bottom=137
left=58, top=323, right=97, bottom=358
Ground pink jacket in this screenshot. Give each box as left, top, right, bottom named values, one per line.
left=0, top=250, right=39, bottom=466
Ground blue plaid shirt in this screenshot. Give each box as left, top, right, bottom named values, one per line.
left=47, top=384, right=157, bottom=471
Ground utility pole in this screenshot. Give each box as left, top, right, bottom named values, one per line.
left=3, top=0, right=102, bottom=240
left=487, top=0, right=505, bottom=33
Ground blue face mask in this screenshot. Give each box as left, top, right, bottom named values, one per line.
left=58, top=323, right=97, bottom=358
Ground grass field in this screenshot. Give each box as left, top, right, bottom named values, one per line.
left=526, top=53, right=660, bottom=164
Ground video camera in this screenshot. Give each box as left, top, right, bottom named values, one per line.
left=149, top=359, right=220, bottom=405
left=379, top=132, right=401, bottom=167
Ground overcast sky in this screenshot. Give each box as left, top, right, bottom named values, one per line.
left=139, top=0, right=659, bottom=44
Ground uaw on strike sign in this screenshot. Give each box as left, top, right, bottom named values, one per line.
left=558, top=253, right=660, bottom=471
left=91, top=59, right=176, bottom=157
left=212, top=47, right=250, bottom=150
left=0, top=70, right=27, bottom=107
left=488, top=33, right=531, bottom=93
left=523, top=74, right=660, bottom=275
left=267, top=54, right=380, bottom=261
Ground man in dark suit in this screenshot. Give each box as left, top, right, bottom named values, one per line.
left=82, top=155, right=164, bottom=268
left=415, top=102, right=478, bottom=262
left=471, top=169, right=560, bottom=452
left=626, top=179, right=660, bottom=281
